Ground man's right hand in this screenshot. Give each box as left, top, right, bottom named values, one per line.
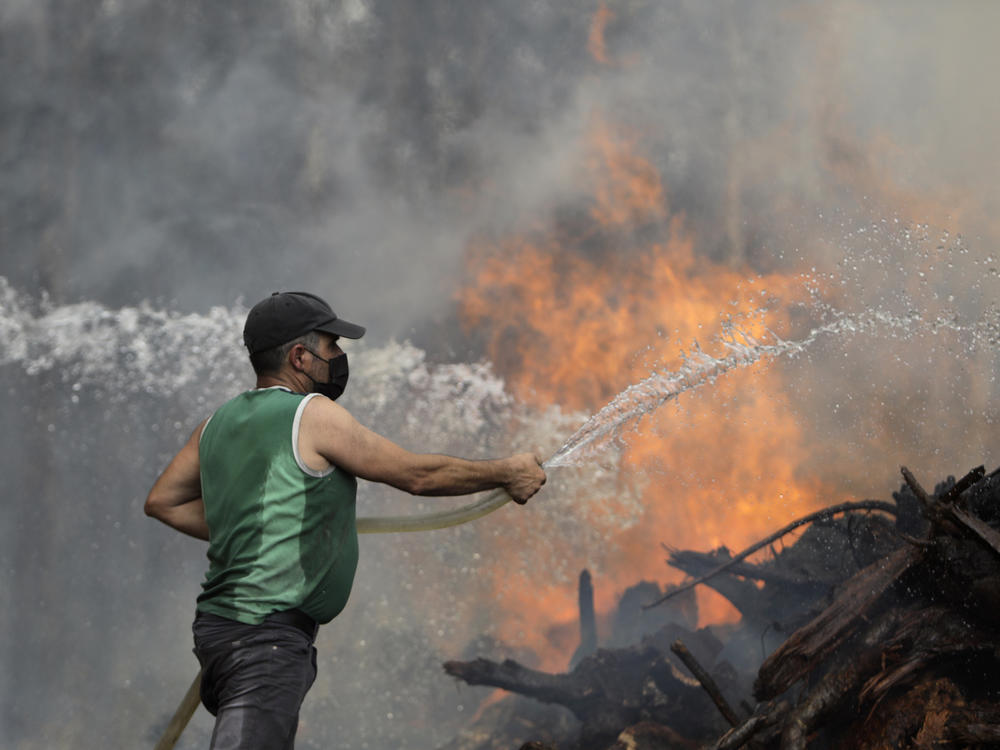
left=504, top=453, right=547, bottom=504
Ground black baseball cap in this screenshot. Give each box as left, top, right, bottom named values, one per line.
left=243, top=291, right=366, bottom=354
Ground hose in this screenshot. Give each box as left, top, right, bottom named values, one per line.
left=356, top=486, right=513, bottom=534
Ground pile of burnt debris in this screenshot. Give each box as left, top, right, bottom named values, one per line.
left=441, top=465, right=1000, bottom=750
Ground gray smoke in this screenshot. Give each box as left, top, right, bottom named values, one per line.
left=3, top=1, right=1000, bottom=748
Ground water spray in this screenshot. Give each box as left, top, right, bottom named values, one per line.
left=354, top=311, right=943, bottom=533
left=1, top=275, right=982, bottom=538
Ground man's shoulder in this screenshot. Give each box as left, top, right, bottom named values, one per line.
left=299, top=392, right=355, bottom=429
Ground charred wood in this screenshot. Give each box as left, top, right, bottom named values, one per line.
left=708, top=701, right=788, bottom=750
left=947, top=504, right=1000, bottom=556
left=945, top=700, right=1000, bottom=744
left=843, top=677, right=965, bottom=748
left=710, top=717, right=767, bottom=750
left=901, top=465, right=1000, bottom=556
left=773, top=609, right=905, bottom=749
left=570, top=569, right=598, bottom=669
left=448, top=464, right=1000, bottom=750
left=859, top=606, right=996, bottom=704
left=665, top=553, right=766, bottom=623
left=778, top=645, right=883, bottom=750
left=444, top=642, right=728, bottom=747
left=748, top=465, right=1000, bottom=748
left=754, top=544, right=920, bottom=700
left=665, top=551, right=821, bottom=588
left=648, top=501, right=898, bottom=611
left=608, top=580, right=698, bottom=649
left=669, top=639, right=741, bottom=728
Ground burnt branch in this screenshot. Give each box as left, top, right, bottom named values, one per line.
left=445, top=645, right=727, bottom=745
left=443, top=658, right=583, bottom=704
left=901, top=466, right=936, bottom=513
left=939, top=465, right=986, bottom=505
left=707, top=702, right=787, bottom=750
left=647, top=500, right=897, bottom=609
left=947, top=505, right=1000, bottom=556
left=670, top=639, right=741, bottom=728
left=903, top=465, right=1000, bottom=555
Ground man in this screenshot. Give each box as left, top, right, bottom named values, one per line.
left=145, top=291, right=546, bottom=749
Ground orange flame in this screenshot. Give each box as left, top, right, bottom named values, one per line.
left=588, top=2, right=614, bottom=65
left=456, top=117, right=835, bottom=667
left=587, top=119, right=666, bottom=227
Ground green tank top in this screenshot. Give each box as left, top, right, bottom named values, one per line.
left=196, top=387, right=358, bottom=625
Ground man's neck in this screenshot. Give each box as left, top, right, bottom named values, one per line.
left=256, top=372, right=311, bottom=393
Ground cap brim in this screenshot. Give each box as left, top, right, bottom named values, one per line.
left=316, top=318, right=366, bottom=339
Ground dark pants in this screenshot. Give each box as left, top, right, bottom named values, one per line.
left=193, top=611, right=318, bottom=750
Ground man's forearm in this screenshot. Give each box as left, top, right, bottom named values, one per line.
left=410, top=452, right=546, bottom=503
left=148, top=498, right=210, bottom=541
left=408, top=455, right=512, bottom=497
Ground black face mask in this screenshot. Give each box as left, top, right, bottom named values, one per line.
left=303, top=349, right=349, bottom=401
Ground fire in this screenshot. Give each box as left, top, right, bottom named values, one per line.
left=587, top=2, right=613, bottom=65
left=587, top=119, right=666, bottom=229
left=587, top=1, right=638, bottom=69
left=456, top=116, right=834, bottom=668
left=460, top=118, right=810, bottom=413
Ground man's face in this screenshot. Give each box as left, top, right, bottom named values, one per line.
left=304, top=332, right=350, bottom=399
left=316, top=333, right=343, bottom=361
left=304, top=333, right=343, bottom=383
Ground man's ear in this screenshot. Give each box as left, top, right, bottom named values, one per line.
left=288, top=344, right=308, bottom=372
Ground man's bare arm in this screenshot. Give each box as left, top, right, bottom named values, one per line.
left=299, top=398, right=546, bottom=503
left=145, top=421, right=210, bottom=540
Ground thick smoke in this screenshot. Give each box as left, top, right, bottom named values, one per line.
left=1, top=0, right=601, bottom=337
left=3, top=1, right=1000, bottom=749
